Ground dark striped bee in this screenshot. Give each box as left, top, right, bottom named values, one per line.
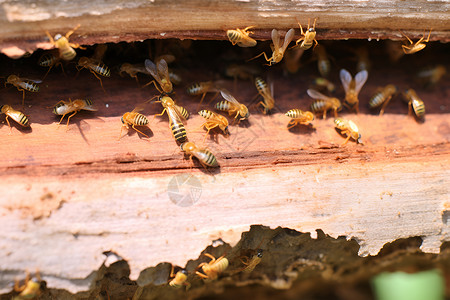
left=216, top=90, right=249, bottom=122
left=119, top=107, right=150, bottom=140
left=369, top=84, right=397, bottom=115
left=401, top=29, right=432, bottom=54
left=52, top=98, right=97, bottom=130
left=181, top=142, right=219, bottom=168
left=45, top=24, right=83, bottom=61
left=144, top=58, right=173, bottom=94
left=168, top=266, right=190, bottom=289
left=186, top=81, right=222, bottom=107
left=340, top=69, right=368, bottom=114
left=155, top=96, right=188, bottom=143
left=315, top=44, right=330, bottom=78
left=0, top=105, right=30, bottom=133
left=285, top=109, right=314, bottom=129
left=38, top=51, right=63, bottom=80
left=294, top=18, right=318, bottom=50
left=5, top=75, right=41, bottom=105
left=403, top=89, right=425, bottom=121
left=254, top=77, right=275, bottom=114
left=195, top=253, right=228, bottom=279
left=198, top=110, right=229, bottom=142
left=334, top=118, right=363, bottom=145
left=227, top=26, right=257, bottom=47
left=312, top=77, right=335, bottom=94
left=77, top=57, right=111, bottom=92
left=249, top=28, right=295, bottom=66
left=307, top=89, right=341, bottom=119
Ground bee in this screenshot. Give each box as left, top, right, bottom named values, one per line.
left=77, top=57, right=111, bottom=92
left=154, top=96, right=188, bottom=143
left=5, top=75, right=41, bottom=105
left=334, top=118, right=363, bottom=145
left=416, top=65, right=446, bottom=88
left=52, top=98, right=97, bottom=129
left=119, top=63, right=148, bottom=85
left=285, top=109, right=314, bottom=129
left=339, top=69, right=368, bottom=114
left=45, top=24, right=83, bottom=61
left=168, top=70, right=182, bottom=85
left=369, top=84, right=397, bottom=115
left=315, top=44, right=330, bottom=77
left=294, top=18, right=318, bottom=50
left=38, top=51, right=63, bottom=80
left=14, top=271, right=46, bottom=300
left=249, top=28, right=295, bottom=66
left=307, top=89, right=341, bottom=119
left=283, top=47, right=304, bottom=74
left=119, top=107, right=150, bottom=140
left=240, top=249, right=263, bottom=274
left=195, top=253, right=228, bottom=279
left=144, top=58, right=173, bottom=94
left=0, top=105, right=30, bottom=133
left=181, top=142, right=219, bottom=168
left=401, top=29, right=432, bottom=54
left=198, top=110, right=229, bottom=142
left=254, top=77, right=275, bottom=114
left=385, top=40, right=405, bottom=63
left=186, top=81, right=222, bottom=107
left=403, top=89, right=425, bottom=120
left=312, top=77, right=335, bottom=94
left=168, top=266, right=190, bottom=289
left=92, top=44, right=108, bottom=62
left=227, top=26, right=257, bottom=47
left=355, top=46, right=371, bottom=72
left=216, top=90, right=249, bottom=122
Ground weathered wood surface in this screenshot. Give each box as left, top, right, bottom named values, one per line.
left=0, top=0, right=449, bottom=57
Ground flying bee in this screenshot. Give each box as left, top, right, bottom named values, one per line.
left=334, top=118, right=363, bottom=145
left=339, top=69, right=368, bottom=114
left=283, top=47, right=304, bottom=74
left=401, top=29, right=432, bottom=54
left=216, top=90, right=249, bottom=122
left=168, top=266, right=190, bottom=289
left=119, top=107, right=150, bottom=140
left=154, top=95, right=188, bottom=143
left=249, top=28, right=295, bottom=66
left=403, top=89, right=425, bottom=121
left=186, top=81, right=223, bottom=108
left=294, top=18, right=318, bottom=50
left=144, top=58, right=173, bottom=94
left=5, top=75, right=41, bottom=105
left=77, top=57, right=111, bottom=92
left=227, top=26, right=257, bottom=47
left=181, top=142, right=219, bottom=168
left=254, top=77, right=275, bottom=114
left=195, top=253, right=228, bottom=279
left=355, top=46, right=371, bottom=72
left=119, top=63, right=148, bottom=85
left=52, top=98, right=97, bottom=130
left=38, top=51, right=64, bottom=80
left=285, top=109, right=314, bottom=129
left=168, top=70, right=182, bottom=85
left=0, top=105, right=30, bottom=133
left=315, top=44, right=330, bottom=77
left=312, top=77, right=335, bottom=94
left=307, top=89, right=342, bottom=119
left=369, top=84, right=397, bottom=115
left=45, top=24, right=84, bottom=61
left=198, top=110, right=229, bottom=142
left=416, top=65, right=446, bottom=88
left=14, top=271, right=46, bottom=300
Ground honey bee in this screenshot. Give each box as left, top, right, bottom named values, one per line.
left=369, top=84, right=397, bottom=115
left=240, top=249, right=263, bottom=274
left=77, top=57, right=111, bottom=92
left=334, top=118, right=363, bottom=145
left=119, top=107, right=150, bottom=140
left=195, top=253, right=228, bottom=279
left=401, top=29, right=432, bottom=54
left=227, top=26, right=257, bottom=47
left=154, top=95, right=188, bottom=143
left=144, top=58, right=173, bottom=94
left=249, top=28, right=295, bottom=66
left=216, top=90, right=249, bottom=122
left=52, top=98, right=97, bottom=129
left=119, top=63, right=148, bottom=85
left=5, top=75, right=41, bottom=105
left=403, top=89, right=425, bottom=120
left=186, top=81, right=222, bottom=107
left=294, top=18, right=318, bottom=50
left=0, top=105, right=30, bottom=133
left=339, top=69, right=368, bottom=114
left=198, top=110, right=230, bottom=142
left=45, top=24, right=83, bottom=61
left=315, top=44, right=330, bottom=77
left=254, top=77, right=275, bottom=114
left=307, top=89, right=341, bottom=119
left=285, top=109, right=314, bottom=129
left=181, top=142, right=219, bottom=168
left=283, top=47, right=304, bottom=74
left=416, top=65, right=446, bottom=88
left=312, top=77, right=335, bottom=94
left=38, top=51, right=63, bottom=80
left=14, top=271, right=46, bottom=300
left=168, top=266, right=190, bottom=289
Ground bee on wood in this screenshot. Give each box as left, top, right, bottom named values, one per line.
left=285, top=109, right=314, bottom=129
left=5, top=75, right=41, bottom=105
left=401, top=29, right=432, bottom=54
left=38, top=51, right=63, bottom=80
left=186, top=81, right=223, bottom=108
left=254, top=77, right=275, bottom=114
left=227, top=26, right=257, bottom=47
left=339, top=69, right=368, bottom=114
left=77, top=57, right=111, bottom=92
left=240, top=249, right=263, bottom=274
left=0, top=105, right=30, bottom=133
left=119, top=107, right=150, bottom=140
left=369, top=84, right=397, bottom=115
left=403, top=89, right=425, bottom=121
left=294, top=18, right=318, bottom=50
left=52, top=98, right=97, bottom=129
left=195, top=253, right=228, bottom=279
left=249, top=28, right=295, bottom=66
left=307, top=89, right=341, bottom=119
left=198, top=110, right=229, bottom=142
left=315, top=44, right=330, bottom=78
left=168, top=266, right=190, bottom=289
left=416, top=65, right=446, bottom=88
left=144, top=58, right=173, bottom=95
left=181, top=142, right=219, bottom=168
left=45, top=24, right=83, bottom=61
left=312, top=77, right=335, bottom=94
left=334, top=118, right=363, bottom=145
left=216, top=90, right=249, bottom=123
left=154, top=95, right=188, bottom=143
left=14, top=271, right=46, bottom=300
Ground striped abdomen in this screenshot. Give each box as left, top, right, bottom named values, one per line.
left=175, top=105, right=189, bottom=120
left=318, top=59, right=331, bottom=78
left=19, top=81, right=40, bottom=92
left=39, top=53, right=58, bottom=67
left=59, top=45, right=77, bottom=61
left=133, top=113, right=149, bottom=126
left=311, top=99, right=330, bottom=113
left=216, top=100, right=233, bottom=112
left=411, top=98, right=425, bottom=118
left=194, top=149, right=218, bottom=167
left=285, top=109, right=304, bottom=119
left=91, top=63, right=111, bottom=77
left=254, top=77, right=267, bottom=94
left=198, top=109, right=215, bottom=120
left=227, top=30, right=241, bottom=44
left=13, top=111, right=30, bottom=127
left=369, top=92, right=387, bottom=108
left=170, top=121, right=187, bottom=143
left=186, top=82, right=212, bottom=96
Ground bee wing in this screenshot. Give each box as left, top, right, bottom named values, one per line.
left=353, top=70, right=368, bottom=94
left=156, top=58, right=170, bottom=80
left=220, top=90, right=240, bottom=105
left=307, top=88, right=330, bottom=100
left=281, top=28, right=295, bottom=52
left=144, top=59, right=161, bottom=81
left=271, top=29, right=281, bottom=51
left=92, top=44, right=107, bottom=61
left=21, top=78, right=43, bottom=83
left=174, top=104, right=188, bottom=120
left=339, top=69, right=352, bottom=93
left=131, top=103, right=147, bottom=113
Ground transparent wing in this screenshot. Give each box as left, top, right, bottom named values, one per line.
left=131, top=103, right=147, bottom=113
left=271, top=29, right=281, bottom=51
left=339, top=69, right=352, bottom=93
left=144, top=59, right=161, bottom=81
left=22, top=78, right=43, bottom=83
left=354, top=70, right=369, bottom=94
left=220, top=90, right=240, bottom=105
left=174, top=104, right=188, bottom=120
left=281, top=28, right=295, bottom=52
left=156, top=58, right=170, bottom=80
left=307, top=89, right=330, bottom=100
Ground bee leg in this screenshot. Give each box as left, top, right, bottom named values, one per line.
left=65, top=111, right=79, bottom=131
left=152, top=108, right=167, bottom=122
left=132, top=124, right=150, bottom=139
left=341, top=132, right=351, bottom=146
left=65, top=24, right=81, bottom=39
left=57, top=113, right=67, bottom=128
left=204, top=253, right=217, bottom=263
left=5, top=116, right=12, bottom=135
left=323, top=110, right=327, bottom=119
left=90, top=70, right=106, bottom=93
left=195, top=271, right=209, bottom=279
left=379, top=96, right=393, bottom=116
left=196, top=93, right=208, bottom=111
left=287, top=120, right=298, bottom=130
left=246, top=51, right=270, bottom=63
left=117, top=124, right=126, bottom=141
left=45, top=31, right=55, bottom=45
left=400, top=31, right=414, bottom=45
left=142, top=80, right=163, bottom=94
left=42, top=64, right=54, bottom=81
left=69, top=43, right=86, bottom=50
left=169, top=265, right=175, bottom=279
left=408, top=101, right=413, bottom=116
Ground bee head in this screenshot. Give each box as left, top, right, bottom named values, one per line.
left=54, top=34, right=62, bottom=41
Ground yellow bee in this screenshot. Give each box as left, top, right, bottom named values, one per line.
left=227, top=26, right=257, bottom=47
left=154, top=95, right=188, bottom=144
left=168, top=266, right=190, bottom=289
left=119, top=107, right=150, bottom=140
left=249, top=28, right=295, bottom=66
left=0, top=105, right=30, bottom=133
left=401, top=29, right=432, bottom=54
left=416, top=65, right=446, bottom=88
left=294, top=18, right=318, bottom=50
left=5, top=75, right=41, bottom=105
left=307, top=89, right=341, bottom=119
left=38, top=51, right=63, bottom=80
left=369, top=84, right=397, bottom=115
left=195, top=253, right=228, bottom=279
left=45, top=24, right=83, bottom=61
left=312, top=77, right=335, bottom=94
left=77, top=57, right=111, bottom=92
left=181, top=142, right=219, bottom=168
left=186, top=81, right=222, bottom=107
left=334, top=118, right=363, bottom=145
left=14, top=271, right=45, bottom=300
left=285, top=109, right=314, bottom=129
left=339, top=69, right=368, bottom=114
left=216, top=90, right=249, bottom=122
left=403, top=89, right=425, bottom=120
left=198, top=110, right=229, bottom=142
left=52, top=98, right=97, bottom=129
left=240, top=249, right=263, bottom=274
left=144, top=58, right=173, bottom=94
left=283, top=47, right=304, bottom=74
left=119, top=63, right=148, bottom=85
left=254, top=77, right=275, bottom=114
left=315, top=44, right=330, bottom=78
